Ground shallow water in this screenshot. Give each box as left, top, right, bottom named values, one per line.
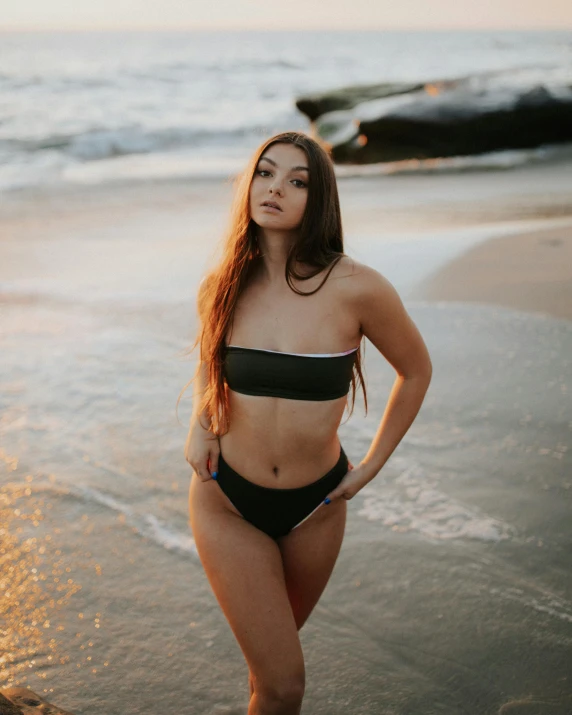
left=2, top=277, right=571, bottom=713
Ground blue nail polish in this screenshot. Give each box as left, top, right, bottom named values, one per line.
left=324, top=497, right=331, bottom=505
left=212, top=472, right=218, bottom=480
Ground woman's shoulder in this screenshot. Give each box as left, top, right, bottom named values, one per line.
left=332, top=255, right=406, bottom=326
left=332, top=255, right=394, bottom=296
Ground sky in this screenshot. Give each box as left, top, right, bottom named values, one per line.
left=1, top=0, right=572, bottom=31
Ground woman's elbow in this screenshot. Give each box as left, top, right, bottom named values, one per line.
left=406, top=355, right=432, bottom=385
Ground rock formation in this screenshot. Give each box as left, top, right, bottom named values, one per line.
left=295, top=68, right=572, bottom=163
left=0, top=688, right=75, bottom=715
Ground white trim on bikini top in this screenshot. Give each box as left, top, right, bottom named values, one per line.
left=227, top=345, right=359, bottom=358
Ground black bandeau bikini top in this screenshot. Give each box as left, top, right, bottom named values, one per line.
left=223, top=344, right=359, bottom=401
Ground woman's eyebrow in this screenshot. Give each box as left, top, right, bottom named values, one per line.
left=259, top=156, right=309, bottom=172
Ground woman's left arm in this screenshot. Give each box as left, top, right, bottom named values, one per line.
left=327, top=263, right=432, bottom=501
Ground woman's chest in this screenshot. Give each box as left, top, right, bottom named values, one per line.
left=227, top=280, right=359, bottom=351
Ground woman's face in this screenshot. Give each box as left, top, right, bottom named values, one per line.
left=249, top=143, right=309, bottom=232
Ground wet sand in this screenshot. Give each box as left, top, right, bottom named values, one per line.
left=417, top=223, right=572, bottom=321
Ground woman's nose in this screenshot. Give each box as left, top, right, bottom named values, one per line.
left=269, top=178, right=284, bottom=196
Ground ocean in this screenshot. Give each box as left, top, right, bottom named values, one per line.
left=1, top=29, right=572, bottom=191
left=1, top=29, right=572, bottom=715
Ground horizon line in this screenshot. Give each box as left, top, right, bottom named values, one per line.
left=1, top=25, right=571, bottom=33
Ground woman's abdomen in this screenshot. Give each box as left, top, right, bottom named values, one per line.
left=218, top=391, right=348, bottom=488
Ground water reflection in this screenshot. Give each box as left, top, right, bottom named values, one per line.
left=0, top=453, right=81, bottom=687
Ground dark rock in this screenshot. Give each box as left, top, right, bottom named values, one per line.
left=295, top=81, right=423, bottom=121
left=0, top=692, right=22, bottom=715
left=0, top=689, right=75, bottom=715
left=296, top=69, right=572, bottom=164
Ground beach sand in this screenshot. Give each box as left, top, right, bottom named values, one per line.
left=3, top=150, right=572, bottom=319
left=2, top=156, right=572, bottom=714
left=416, top=224, right=572, bottom=321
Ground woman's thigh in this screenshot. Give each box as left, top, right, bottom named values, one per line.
left=189, top=474, right=305, bottom=686
left=278, top=497, right=347, bottom=630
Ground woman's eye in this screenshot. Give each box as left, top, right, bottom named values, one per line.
left=255, top=170, right=306, bottom=188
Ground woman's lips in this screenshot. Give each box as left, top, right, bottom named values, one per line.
left=260, top=205, right=282, bottom=213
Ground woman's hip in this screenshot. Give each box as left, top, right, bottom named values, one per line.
left=212, top=444, right=349, bottom=540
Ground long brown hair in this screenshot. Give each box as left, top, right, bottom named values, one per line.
left=177, top=131, right=367, bottom=434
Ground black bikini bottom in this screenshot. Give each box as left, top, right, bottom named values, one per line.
left=215, top=445, right=349, bottom=539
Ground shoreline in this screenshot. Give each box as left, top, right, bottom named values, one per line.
left=1, top=156, right=572, bottom=322
left=2, top=149, right=572, bottom=228
left=416, top=222, right=572, bottom=322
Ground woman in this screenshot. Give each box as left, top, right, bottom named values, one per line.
left=183, top=131, right=432, bottom=715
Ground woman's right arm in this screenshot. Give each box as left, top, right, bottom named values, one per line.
left=184, top=274, right=220, bottom=481
left=184, top=360, right=220, bottom=481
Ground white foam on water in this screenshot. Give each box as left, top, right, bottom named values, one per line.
left=77, top=484, right=200, bottom=559
left=490, top=587, right=572, bottom=624
left=4, top=479, right=201, bottom=561
left=143, top=513, right=198, bottom=556
left=357, top=456, right=514, bottom=542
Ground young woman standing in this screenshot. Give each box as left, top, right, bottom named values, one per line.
left=184, top=132, right=432, bottom=715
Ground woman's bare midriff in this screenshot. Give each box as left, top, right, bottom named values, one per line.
left=217, top=255, right=361, bottom=488
left=218, top=388, right=350, bottom=488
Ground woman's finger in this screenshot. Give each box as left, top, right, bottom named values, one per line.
left=209, top=451, right=220, bottom=479
left=323, top=476, right=350, bottom=503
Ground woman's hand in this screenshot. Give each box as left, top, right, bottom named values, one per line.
left=324, top=461, right=373, bottom=502
left=184, top=418, right=220, bottom=482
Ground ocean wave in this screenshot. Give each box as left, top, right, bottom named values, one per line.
left=0, top=58, right=303, bottom=92
left=2, top=31, right=571, bottom=191
left=357, top=456, right=515, bottom=543
left=0, top=74, right=112, bottom=91
left=129, top=57, right=303, bottom=79
left=8, top=479, right=202, bottom=560
left=0, top=124, right=272, bottom=161
left=78, top=485, right=200, bottom=559
left=490, top=586, right=572, bottom=624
